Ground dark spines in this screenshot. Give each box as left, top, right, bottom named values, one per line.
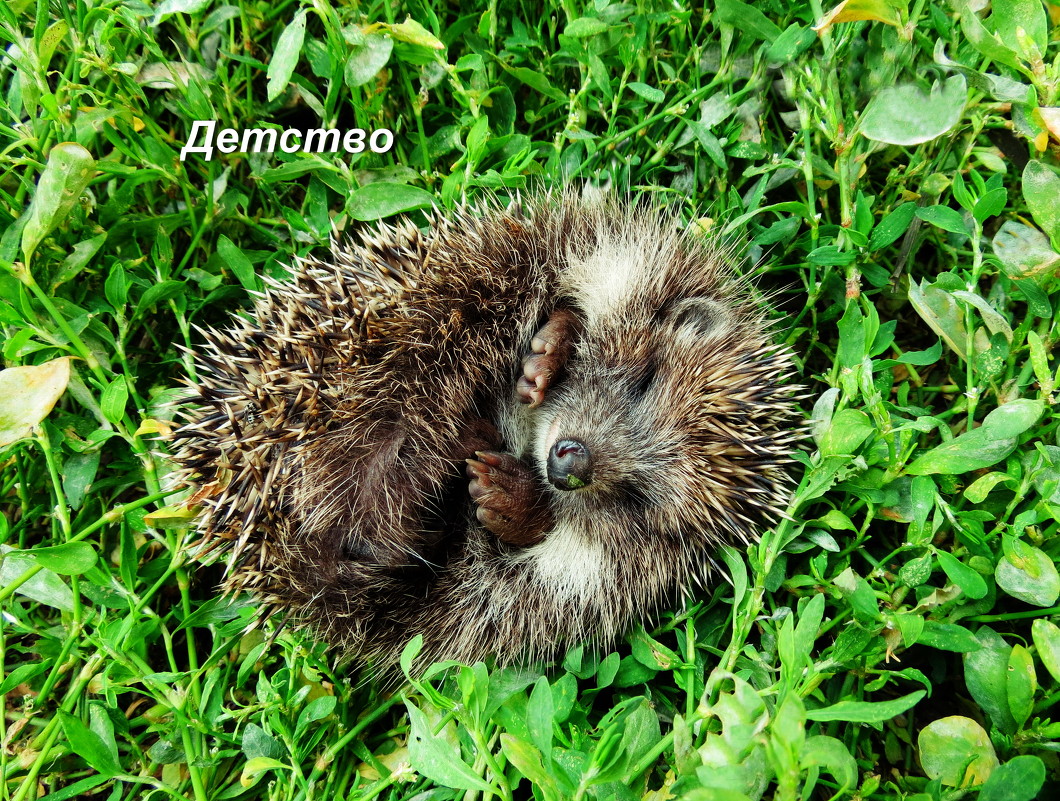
left=171, top=191, right=803, bottom=675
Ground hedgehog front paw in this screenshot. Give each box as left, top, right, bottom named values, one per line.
left=466, top=451, right=552, bottom=547
left=517, top=308, right=579, bottom=408
left=453, top=417, right=502, bottom=461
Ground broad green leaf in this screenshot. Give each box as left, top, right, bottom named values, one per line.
left=385, top=18, right=444, bottom=49
left=1031, top=620, right=1060, bottom=684
left=990, top=0, right=1047, bottom=54
left=964, top=628, right=1017, bottom=734
left=242, top=723, right=284, bottom=760
left=917, top=205, right=967, bottom=235
left=627, top=82, right=664, bottom=103
left=1022, top=161, right=1060, bottom=243
left=816, top=408, right=873, bottom=457
left=964, top=471, right=1013, bottom=503
left=0, top=545, right=74, bottom=611
left=714, top=0, right=782, bottom=41
left=345, top=31, right=394, bottom=88
left=266, top=11, right=306, bottom=101
left=564, top=17, right=607, bottom=37
left=806, top=690, right=924, bottom=723
left=527, top=676, right=554, bottom=762
left=905, top=427, right=1016, bottom=475
left=1006, top=645, right=1035, bottom=729
left=21, top=143, right=96, bottom=263
left=217, top=235, right=257, bottom=291
left=0, top=357, right=73, bottom=447
left=347, top=183, right=436, bottom=221
left=907, top=279, right=967, bottom=361
left=28, top=542, right=97, bottom=575
left=918, top=716, right=997, bottom=787
left=500, top=735, right=560, bottom=800
left=814, top=0, right=901, bottom=31
left=58, top=709, right=121, bottom=777
left=868, top=202, right=917, bottom=251
left=980, top=399, right=1043, bottom=438
left=405, top=699, right=491, bottom=792
left=799, top=735, right=857, bottom=793
left=995, top=538, right=1060, bottom=606
left=992, top=221, right=1060, bottom=278
left=934, top=550, right=987, bottom=599
left=100, top=375, right=129, bottom=425
left=860, top=75, right=967, bottom=146
left=978, top=756, right=1046, bottom=801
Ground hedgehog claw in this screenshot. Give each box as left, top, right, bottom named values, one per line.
left=518, top=308, right=580, bottom=407
left=467, top=450, right=551, bottom=547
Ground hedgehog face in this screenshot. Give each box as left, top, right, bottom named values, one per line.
left=530, top=292, right=776, bottom=547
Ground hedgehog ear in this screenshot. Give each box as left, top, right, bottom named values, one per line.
left=666, top=297, right=730, bottom=339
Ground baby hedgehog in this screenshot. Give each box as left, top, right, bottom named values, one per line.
left=172, top=192, right=802, bottom=673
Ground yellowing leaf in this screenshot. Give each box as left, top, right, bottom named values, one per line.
left=0, top=357, right=74, bottom=447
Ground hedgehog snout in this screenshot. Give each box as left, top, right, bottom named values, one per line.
left=546, top=439, right=593, bottom=490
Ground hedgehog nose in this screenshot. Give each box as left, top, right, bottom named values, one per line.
left=547, top=439, right=593, bottom=491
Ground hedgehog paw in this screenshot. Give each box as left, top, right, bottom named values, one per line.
left=466, top=451, right=551, bottom=546
left=518, top=308, right=579, bottom=408
left=454, top=417, right=502, bottom=461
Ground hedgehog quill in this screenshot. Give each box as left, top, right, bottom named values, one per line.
left=172, top=192, right=803, bottom=674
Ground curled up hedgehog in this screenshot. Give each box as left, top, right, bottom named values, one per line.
left=172, top=191, right=803, bottom=674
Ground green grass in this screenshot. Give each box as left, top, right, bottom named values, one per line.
left=2, top=0, right=1060, bottom=799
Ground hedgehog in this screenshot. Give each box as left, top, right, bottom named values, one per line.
left=171, top=191, right=802, bottom=674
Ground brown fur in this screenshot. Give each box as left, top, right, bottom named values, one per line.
left=172, top=192, right=802, bottom=674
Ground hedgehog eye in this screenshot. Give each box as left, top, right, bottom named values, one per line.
left=668, top=298, right=727, bottom=338
left=630, top=364, right=656, bottom=399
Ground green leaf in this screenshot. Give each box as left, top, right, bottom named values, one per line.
left=916, top=205, right=967, bottom=235
left=989, top=0, right=1047, bottom=54
left=216, top=235, right=257, bottom=292
left=1006, top=645, right=1035, bottom=729
left=242, top=723, right=284, bottom=760
left=964, top=628, right=1018, bottom=734
left=626, top=82, right=664, bottom=103
left=905, top=426, right=1016, bottom=475
left=497, top=64, right=567, bottom=102
left=806, top=690, right=924, bottom=723
left=907, top=279, right=968, bottom=361
left=980, top=399, right=1043, bottom=439
left=347, top=183, right=436, bottom=221
left=918, top=621, right=980, bottom=652
left=29, top=542, right=97, bottom=575
left=868, top=202, right=917, bottom=251
left=992, top=221, right=1060, bottom=278
left=860, top=75, right=967, bottom=146
left=58, top=709, right=122, bottom=777
left=500, top=735, right=560, bottom=800
left=0, top=357, right=73, bottom=448
left=21, top=142, right=96, bottom=263
left=918, top=716, right=998, bottom=787
left=405, top=699, right=492, bottom=792
left=1022, top=161, right=1060, bottom=244
left=527, top=676, right=554, bottom=763
left=266, top=11, right=306, bottom=101
left=714, top=0, right=782, bottom=41
left=978, top=756, right=1046, bottom=801
left=816, top=408, right=873, bottom=457
left=1031, top=620, right=1060, bottom=684
left=100, top=375, right=129, bottom=425
left=799, top=735, right=857, bottom=794
left=0, top=545, right=74, bottom=611
left=934, top=550, right=987, bottom=599
left=564, top=17, right=607, bottom=37
left=345, top=31, right=394, bottom=87
left=995, top=538, right=1060, bottom=606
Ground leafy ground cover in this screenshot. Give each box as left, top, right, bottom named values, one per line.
left=2, top=0, right=1060, bottom=799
